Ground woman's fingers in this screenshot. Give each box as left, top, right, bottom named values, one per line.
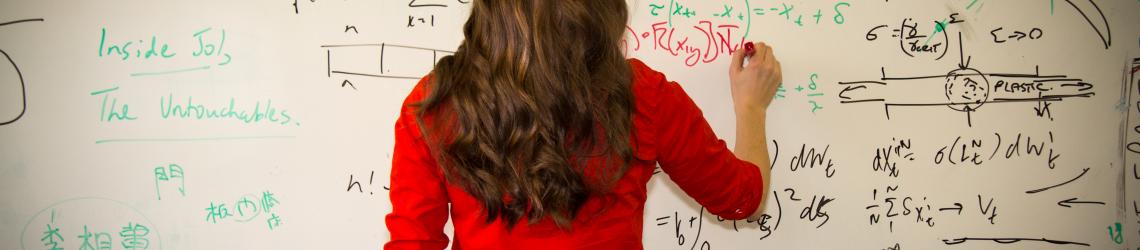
left=730, top=43, right=747, bottom=75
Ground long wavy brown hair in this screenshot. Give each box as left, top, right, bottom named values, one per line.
left=414, top=0, right=633, bottom=229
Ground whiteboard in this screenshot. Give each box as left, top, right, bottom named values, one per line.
left=1, top=0, right=1138, bottom=249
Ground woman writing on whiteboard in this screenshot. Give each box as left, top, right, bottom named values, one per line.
left=386, top=0, right=781, bottom=248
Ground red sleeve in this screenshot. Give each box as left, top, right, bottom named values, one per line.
left=384, top=77, right=450, bottom=250
left=633, top=60, right=763, bottom=220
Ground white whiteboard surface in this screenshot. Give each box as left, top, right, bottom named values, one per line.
left=1, top=0, right=1138, bottom=249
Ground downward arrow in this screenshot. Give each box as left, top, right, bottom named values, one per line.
left=1057, top=197, right=1105, bottom=208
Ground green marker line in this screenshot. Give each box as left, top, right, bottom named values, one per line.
left=95, top=135, right=295, bottom=144
left=20, top=197, right=165, bottom=250
left=130, top=65, right=210, bottom=77
left=743, top=0, right=752, bottom=40
left=90, top=86, right=120, bottom=96
left=926, top=0, right=982, bottom=46
left=923, top=19, right=947, bottom=45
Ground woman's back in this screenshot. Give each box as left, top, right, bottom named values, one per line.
left=385, top=0, right=781, bottom=249
left=386, top=59, right=763, bottom=249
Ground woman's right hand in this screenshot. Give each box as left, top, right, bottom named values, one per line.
left=728, top=42, right=782, bottom=116
left=727, top=41, right=781, bottom=220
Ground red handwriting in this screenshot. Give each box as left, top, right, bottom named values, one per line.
left=623, top=20, right=745, bottom=67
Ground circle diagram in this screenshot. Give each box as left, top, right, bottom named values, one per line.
left=944, top=68, right=991, bottom=112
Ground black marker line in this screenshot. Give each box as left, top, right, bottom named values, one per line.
left=837, top=81, right=888, bottom=85
left=1063, top=0, right=1111, bottom=49
left=0, top=49, right=27, bottom=126
left=0, top=18, right=44, bottom=27
left=1001, top=93, right=1095, bottom=100
left=770, top=140, right=779, bottom=170
left=942, top=237, right=1089, bottom=246
left=869, top=93, right=1093, bottom=108
left=1025, top=167, right=1090, bottom=194
left=989, top=133, right=1002, bottom=160
left=882, top=73, right=1067, bottom=81
left=772, top=190, right=782, bottom=231
left=958, top=32, right=967, bottom=69
left=965, top=109, right=973, bottom=127
left=886, top=185, right=899, bottom=193
left=1058, top=83, right=1094, bottom=91
left=883, top=97, right=1069, bottom=107
left=938, top=203, right=964, bottom=214
left=409, top=0, right=447, bottom=8
left=320, top=44, right=381, bottom=48
left=341, top=80, right=357, bottom=90
left=1056, top=197, right=1105, bottom=207
left=988, top=73, right=1061, bottom=78
left=934, top=23, right=951, bottom=61
left=991, top=93, right=1095, bottom=101
left=320, top=43, right=456, bottom=54
left=1032, top=78, right=1085, bottom=82
left=330, top=71, right=420, bottom=80
left=690, top=207, right=706, bottom=250
left=839, top=99, right=885, bottom=104
left=838, top=86, right=867, bottom=100
left=386, top=43, right=455, bottom=53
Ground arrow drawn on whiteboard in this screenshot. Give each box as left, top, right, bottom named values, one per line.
left=1056, top=197, right=1105, bottom=208
left=938, top=203, right=963, bottom=214
left=1024, top=167, right=1089, bottom=194
left=956, top=32, right=971, bottom=69
left=341, top=79, right=357, bottom=90
left=1062, top=0, right=1111, bottom=49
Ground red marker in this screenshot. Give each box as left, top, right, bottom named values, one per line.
left=743, top=42, right=756, bottom=57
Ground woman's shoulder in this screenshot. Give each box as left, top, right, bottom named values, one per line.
left=626, top=58, right=665, bottom=86
left=626, top=58, right=682, bottom=107
left=403, top=73, right=434, bottom=107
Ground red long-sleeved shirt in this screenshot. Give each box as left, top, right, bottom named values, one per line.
left=385, top=59, right=763, bottom=249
